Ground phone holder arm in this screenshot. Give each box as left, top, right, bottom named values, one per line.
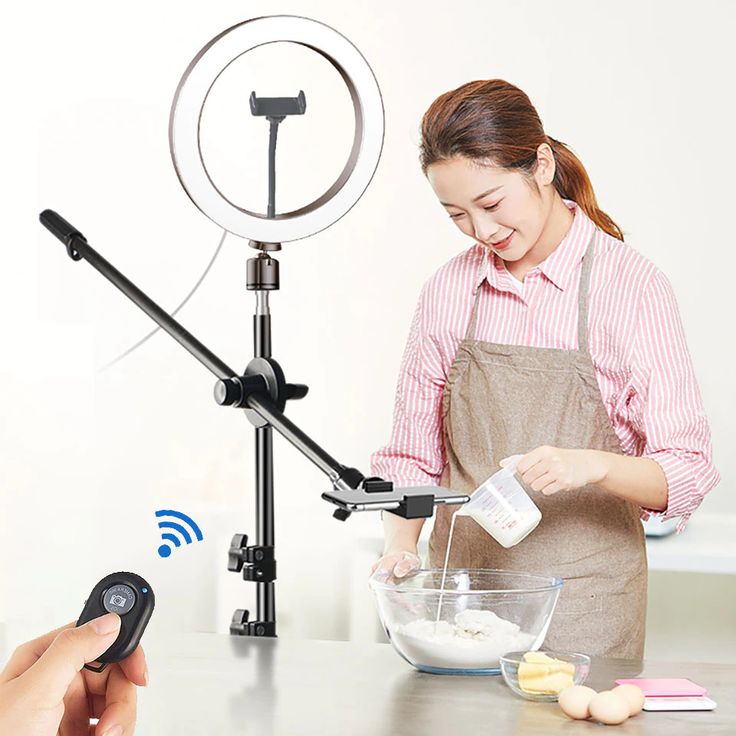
left=38, top=210, right=469, bottom=520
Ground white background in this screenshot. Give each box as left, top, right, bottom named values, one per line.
left=1, top=0, right=734, bottom=656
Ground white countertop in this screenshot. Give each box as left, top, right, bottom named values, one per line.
left=5, top=633, right=732, bottom=736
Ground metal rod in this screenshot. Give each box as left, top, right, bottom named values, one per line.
left=267, top=121, right=278, bottom=218
left=255, top=426, right=275, bottom=623
left=42, top=218, right=349, bottom=490
left=254, top=289, right=275, bottom=627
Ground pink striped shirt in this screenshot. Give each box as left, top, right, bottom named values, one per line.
left=370, top=199, right=719, bottom=532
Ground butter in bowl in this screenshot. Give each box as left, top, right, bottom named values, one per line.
left=499, top=651, right=591, bottom=702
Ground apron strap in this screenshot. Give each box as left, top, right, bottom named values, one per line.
left=465, top=268, right=485, bottom=341
left=576, top=228, right=597, bottom=354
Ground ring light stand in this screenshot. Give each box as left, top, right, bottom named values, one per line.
left=39, top=16, right=468, bottom=638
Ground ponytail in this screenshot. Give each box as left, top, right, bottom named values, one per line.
left=546, top=137, right=623, bottom=240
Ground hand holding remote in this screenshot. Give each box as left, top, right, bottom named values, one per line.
left=0, top=572, right=153, bottom=736
left=76, top=572, right=155, bottom=673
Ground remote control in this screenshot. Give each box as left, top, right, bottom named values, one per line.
left=76, top=571, right=155, bottom=673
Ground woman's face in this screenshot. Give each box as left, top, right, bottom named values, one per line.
left=426, top=148, right=555, bottom=261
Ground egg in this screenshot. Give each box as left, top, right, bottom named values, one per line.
left=613, top=684, right=646, bottom=716
left=588, top=690, right=631, bottom=725
left=558, top=685, right=598, bottom=719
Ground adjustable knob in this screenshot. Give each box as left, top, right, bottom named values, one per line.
left=228, top=533, right=249, bottom=572
left=285, top=383, right=309, bottom=400
left=230, top=609, right=250, bottom=635
left=214, top=378, right=243, bottom=407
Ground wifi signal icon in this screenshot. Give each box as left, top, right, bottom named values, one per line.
left=156, top=509, right=204, bottom=558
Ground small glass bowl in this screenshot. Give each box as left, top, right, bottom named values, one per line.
left=499, top=650, right=591, bottom=701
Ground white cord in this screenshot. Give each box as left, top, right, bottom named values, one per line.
left=98, top=229, right=228, bottom=372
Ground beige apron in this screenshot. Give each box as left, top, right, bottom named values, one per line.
left=428, top=230, right=647, bottom=658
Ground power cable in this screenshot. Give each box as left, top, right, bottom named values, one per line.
left=98, top=228, right=228, bottom=372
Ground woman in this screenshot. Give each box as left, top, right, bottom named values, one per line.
left=370, top=79, right=719, bottom=658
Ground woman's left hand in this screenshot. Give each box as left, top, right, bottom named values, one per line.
left=500, top=447, right=607, bottom=495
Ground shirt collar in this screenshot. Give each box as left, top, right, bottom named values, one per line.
left=473, top=199, right=595, bottom=294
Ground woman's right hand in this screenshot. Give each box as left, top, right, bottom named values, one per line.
left=370, top=550, right=421, bottom=584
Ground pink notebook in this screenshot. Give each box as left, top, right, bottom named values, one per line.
left=614, top=678, right=707, bottom=697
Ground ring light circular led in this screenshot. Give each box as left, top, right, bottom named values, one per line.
left=169, top=15, right=385, bottom=242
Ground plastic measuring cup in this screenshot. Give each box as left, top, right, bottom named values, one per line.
left=456, top=457, right=542, bottom=548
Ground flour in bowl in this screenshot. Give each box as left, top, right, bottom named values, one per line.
left=391, top=609, right=536, bottom=669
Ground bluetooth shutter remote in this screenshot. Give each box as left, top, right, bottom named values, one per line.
left=76, top=571, right=155, bottom=672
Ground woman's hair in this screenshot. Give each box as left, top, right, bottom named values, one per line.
left=419, top=79, right=624, bottom=240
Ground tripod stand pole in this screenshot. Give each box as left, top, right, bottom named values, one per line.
left=254, top=289, right=276, bottom=628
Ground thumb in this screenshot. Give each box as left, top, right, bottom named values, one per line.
left=21, top=613, right=121, bottom=705
left=499, top=454, right=523, bottom=469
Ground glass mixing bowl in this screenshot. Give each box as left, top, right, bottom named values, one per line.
left=369, top=569, right=563, bottom=675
